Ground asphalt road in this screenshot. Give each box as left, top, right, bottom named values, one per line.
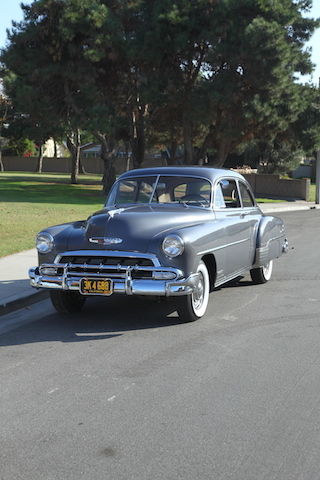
left=1, top=210, right=320, bottom=480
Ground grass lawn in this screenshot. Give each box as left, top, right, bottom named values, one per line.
left=255, top=197, right=286, bottom=203
left=309, top=184, right=316, bottom=202
left=1, top=171, right=310, bottom=258
left=0, top=172, right=105, bottom=257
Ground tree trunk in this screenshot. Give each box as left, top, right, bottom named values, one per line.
left=37, top=143, right=44, bottom=173
left=212, top=138, right=231, bottom=168
left=183, top=115, right=193, bottom=164
left=167, top=138, right=178, bottom=165
left=66, top=130, right=81, bottom=184
left=0, top=149, right=4, bottom=172
left=196, top=126, right=214, bottom=165
left=131, top=107, right=145, bottom=169
left=53, top=139, right=58, bottom=158
left=95, top=132, right=116, bottom=195
left=79, top=158, right=87, bottom=175
left=125, top=142, right=131, bottom=171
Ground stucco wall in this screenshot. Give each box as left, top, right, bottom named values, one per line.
left=2, top=157, right=310, bottom=200
left=243, top=174, right=310, bottom=201
left=2, top=156, right=164, bottom=175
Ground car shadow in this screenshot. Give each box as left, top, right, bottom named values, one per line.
left=0, top=296, right=185, bottom=347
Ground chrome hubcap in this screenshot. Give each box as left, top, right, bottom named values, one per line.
left=192, top=272, right=204, bottom=311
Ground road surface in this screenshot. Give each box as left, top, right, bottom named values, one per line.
left=1, top=210, right=320, bottom=480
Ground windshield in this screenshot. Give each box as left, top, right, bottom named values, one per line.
left=107, top=175, right=212, bottom=207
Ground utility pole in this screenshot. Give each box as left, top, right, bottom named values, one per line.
left=317, top=77, right=320, bottom=205
left=316, top=149, right=320, bottom=204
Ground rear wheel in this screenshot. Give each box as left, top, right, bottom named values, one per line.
left=250, top=260, right=273, bottom=284
left=50, top=290, right=86, bottom=314
left=177, top=261, right=210, bottom=322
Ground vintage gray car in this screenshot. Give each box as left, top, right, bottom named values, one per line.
left=29, top=167, right=288, bottom=322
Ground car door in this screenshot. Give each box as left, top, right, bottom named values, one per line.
left=237, top=180, right=261, bottom=266
left=213, top=178, right=256, bottom=278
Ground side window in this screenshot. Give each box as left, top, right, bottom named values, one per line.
left=239, top=182, right=255, bottom=208
left=215, top=184, right=226, bottom=208
left=216, top=179, right=241, bottom=208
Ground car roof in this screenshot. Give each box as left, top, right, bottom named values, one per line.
left=118, top=166, right=245, bottom=182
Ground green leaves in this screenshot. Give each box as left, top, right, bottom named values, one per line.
left=1, top=0, right=319, bottom=172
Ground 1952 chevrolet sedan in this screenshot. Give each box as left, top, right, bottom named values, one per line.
left=29, top=167, right=288, bottom=322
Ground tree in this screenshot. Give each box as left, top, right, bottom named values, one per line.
left=170, top=0, right=318, bottom=166
left=1, top=63, right=66, bottom=172
left=1, top=0, right=318, bottom=187
left=290, top=84, right=320, bottom=157
left=0, top=92, right=10, bottom=171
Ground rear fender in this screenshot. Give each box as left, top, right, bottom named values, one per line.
left=254, top=216, right=287, bottom=267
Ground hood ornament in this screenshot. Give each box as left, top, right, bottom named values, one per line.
left=89, top=237, right=123, bottom=245
left=108, top=208, right=125, bottom=218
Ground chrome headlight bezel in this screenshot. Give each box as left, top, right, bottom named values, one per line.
left=162, top=234, right=184, bottom=258
left=36, top=232, right=54, bottom=254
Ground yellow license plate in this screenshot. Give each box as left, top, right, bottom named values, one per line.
left=80, top=278, right=113, bottom=296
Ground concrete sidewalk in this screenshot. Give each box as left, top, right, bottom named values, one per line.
left=257, top=200, right=320, bottom=214
left=0, top=248, right=43, bottom=315
left=0, top=200, right=319, bottom=315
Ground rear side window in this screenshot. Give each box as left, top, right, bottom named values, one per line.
left=239, top=182, right=255, bottom=207
left=215, top=179, right=241, bottom=208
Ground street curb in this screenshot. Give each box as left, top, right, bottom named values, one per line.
left=259, top=204, right=320, bottom=214
left=0, top=290, right=49, bottom=317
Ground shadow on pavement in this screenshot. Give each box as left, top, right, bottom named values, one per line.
left=0, top=295, right=184, bottom=347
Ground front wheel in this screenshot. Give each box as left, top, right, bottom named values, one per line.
left=50, top=290, right=86, bottom=314
left=250, top=260, right=273, bottom=284
left=176, top=261, right=210, bottom=322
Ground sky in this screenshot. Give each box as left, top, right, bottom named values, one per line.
left=0, top=0, right=319, bottom=84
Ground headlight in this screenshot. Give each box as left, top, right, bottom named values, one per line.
left=162, top=235, right=184, bottom=258
left=36, top=232, right=54, bottom=253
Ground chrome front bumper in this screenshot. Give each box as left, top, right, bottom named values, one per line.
left=29, top=265, right=199, bottom=297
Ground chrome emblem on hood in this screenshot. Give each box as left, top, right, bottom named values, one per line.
left=89, top=237, right=123, bottom=245
left=108, top=208, right=125, bottom=218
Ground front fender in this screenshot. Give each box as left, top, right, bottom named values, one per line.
left=254, top=215, right=287, bottom=266
left=37, top=221, right=86, bottom=265
left=148, top=218, right=222, bottom=278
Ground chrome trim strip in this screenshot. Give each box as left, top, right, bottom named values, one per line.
left=198, top=237, right=249, bottom=256
left=38, top=262, right=182, bottom=277
left=262, top=234, right=285, bottom=246
left=150, top=174, right=160, bottom=201
left=89, top=237, right=123, bottom=245
left=55, top=250, right=161, bottom=267
left=212, top=175, right=258, bottom=210
left=125, top=267, right=133, bottom=295
left=107, top=174, right=213, bottom=209
left=214, top=266, right=249, bottom=288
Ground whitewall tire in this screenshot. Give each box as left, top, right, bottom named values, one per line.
left=250, top=260, right=273, bottom=284
left=177, top=261, right=210, bottom=322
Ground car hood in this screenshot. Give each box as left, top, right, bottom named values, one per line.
left=84, top=204, right=212, bottom=252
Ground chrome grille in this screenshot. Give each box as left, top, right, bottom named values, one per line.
left=59, top=255, right=154, bottom=267
left=58, top=254, right=155, bottom=279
